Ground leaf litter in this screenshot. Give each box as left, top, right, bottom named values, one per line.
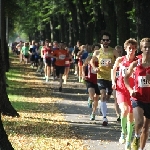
left=3, top=57, right=84, bottom=150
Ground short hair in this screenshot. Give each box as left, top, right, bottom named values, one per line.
left=45, top=39, right=49, bottom=43
left=101, top=31, right=111, bottom=40
left=115, top=45, right=122, bottom=50
left=124, top=38, right=137, bottom=49
left=91, top=44, right=101, bottom=51
left=140, top=38, right=150, bottom=48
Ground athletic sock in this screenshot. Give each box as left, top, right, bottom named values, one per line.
left=121, top=116, right=127, bottom=134
left=126, top=122, right=134, bottom=142
left=100, top=101, right=107, bottom=117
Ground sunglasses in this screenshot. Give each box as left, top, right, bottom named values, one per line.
left=102, top=39, right=109, bottom=42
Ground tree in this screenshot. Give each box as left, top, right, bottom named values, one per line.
left=134, top=0, right=150, bottom=40
left=0, top=0, right=14, bottom=149
left=1, top=0, right=20, bottom=117
left=101, top=0, right=117, bottom=47
left=114, top=0, right=130, bottom=47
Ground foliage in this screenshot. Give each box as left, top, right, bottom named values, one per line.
left=6, top=0, right=138, bottom=44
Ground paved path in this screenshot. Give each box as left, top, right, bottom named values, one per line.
left=41, top=75, right=150, bottom=150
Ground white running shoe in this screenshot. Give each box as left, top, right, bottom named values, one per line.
left=43, top=76, right=46, bottom=80
left=46, top=78, right=49, bottom=82
left=119, top=132, right=126, bottom=144
left=74, top=71, right=77, bottom=75
left=102, top=117, right=108, bottom=126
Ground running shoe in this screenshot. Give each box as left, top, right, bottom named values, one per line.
left=43, top=76, right=46, bottom=80
left=119, top=132, right=126, bottom=144
left=90, top=113, right=95, bottom=120
left=131, top=136, right=140, bottom=150
left=59, top=87, right=62, bottom=92
left=125, top=141, right=131, bottom=150
left=102, top=117, right=108, bottom=126
left=46, top=77, right=49, bottom=82
left=117, top=116, right=121, bottom=122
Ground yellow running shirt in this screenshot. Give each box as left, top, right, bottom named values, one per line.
left=97, top=47, right=115, bottom=81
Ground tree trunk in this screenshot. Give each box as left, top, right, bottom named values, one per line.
left=59, top=14, right=65, bottom=42
left=0, top=0, right=19, bottom=118
left=134, top=0, right=150, bottom=40
left=0, top=0, right=14, bottom=149
left=101, top=0, right=117, bottom=47
left=93, top=0, right=106, bottom=43
left=114, top=0, right=130, bottom=48
left=67, top=0, right=79, bottom=44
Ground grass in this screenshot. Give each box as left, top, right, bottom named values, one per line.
left=2, top=55, right=84, bottom=150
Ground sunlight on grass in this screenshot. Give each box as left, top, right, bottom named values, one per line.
left=3, top=55, right=84, bottom=150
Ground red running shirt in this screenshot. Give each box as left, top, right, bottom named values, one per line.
left=132, top=59, right=150, bottom=103
left=117, top=56, right=138, bottom=94
left=64, top=53, right=71, bottom=67
left=86, top=61, right=98, bottom=84
left=42, top=46, right=51, bottom=60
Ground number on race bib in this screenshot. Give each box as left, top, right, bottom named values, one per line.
left=138, top=76, right=150, bottom=87
left=59, top=55, right=66, bottom=60
left=116, top=71, right=120, bottom=78
left=121, top=66, right=128, bottom=77
left=100, top=59, right=111, bottom=66
left=65, top=61, right=69, bottom=64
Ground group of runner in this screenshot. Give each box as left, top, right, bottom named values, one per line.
left=82, top=32, right=150, bottom=150
left=12, top=31, right=150, bottom=150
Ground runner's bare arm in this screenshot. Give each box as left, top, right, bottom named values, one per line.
left=124, top=61, right=137, bottom=92
left=90, top=56, right=97, bottom=70
left=77, top=49, right=83, bottom=57
left=50, top=51, right=59, bottom=59
left=111, top=57, right=122, bottom=84
left=113, top=49, right=119, bottom=59
left=82, top=56, right=91, bottom=75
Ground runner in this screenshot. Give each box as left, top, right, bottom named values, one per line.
left=113, top=45, right=123, bottom=121
left=37, top=41, right=44, bottom=74
left=51, top=41, right=59, bottom=80
left=112, top=38, right=138, bottom=150
left=77, top=45, right=88, bottom=82
left=16, top=41, right=23, bottom=62
left=91, top=31, right=118, bottom=126
left=82, top=50, right=100, bottom=121
left=52, top=42, right=68, bottom=92
left=72, top=40, right=81, bottom=76
left=21, top=42, right=30, bottom=64
left=124, top=38, right=150, bottom=150
left=63, top=47, right=73, bottom=84
left=29, top=40, right=37, bottom=68
left=41, top=39, right=51, bottom=82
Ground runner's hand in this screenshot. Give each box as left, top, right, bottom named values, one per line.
left=106, top=61, right=112, bottom=68
left=95, top=68, right=101, bottom=74
left=112, top=83, right=116, bottom=90
left=129, top=89, right=136, bottom=97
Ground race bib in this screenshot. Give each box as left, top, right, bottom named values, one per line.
left=116, top=71, right=120, bottom=78
left=100, top=59, right=111, bottom=66
left=59, top=55, right=66, bottom=60
left=121, top=66, right=128, bottom=77
left=65, top=61, right=69, bottom=64
left=91, top=67, right=97, bottom=74
left=111, top=69, right=120, bottom=78
left=138, top=76, right=150, bottom=87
